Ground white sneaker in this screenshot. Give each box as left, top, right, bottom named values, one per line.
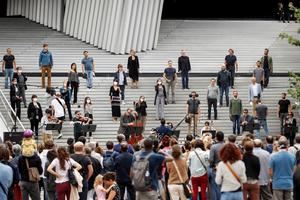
left=57, top=133, right=63, bottom=139
left=122, top=101, right=126, bottom=105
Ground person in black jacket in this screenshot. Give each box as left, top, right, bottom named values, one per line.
left=18, top=150, right=42, bottom=200
left=217, top=64, right=231, bottom=107
left=114, top=64, right=128, bottom=105
left=13, top=66, right=27, bottom=108
left=284, top=111, right=297, bottom=146
left=127, top=49, right=140, bottom=89
left=27, top=95, right=43, bottom=138
left=240, top=109, right=255, bottom=134
left=242, top=140, right=260, bottom=200
left=135, top=96, right=147, bottom=133
left=154, top=78, right=167, bottom=120
left=10, top=78, right=21, bottom=119
left=178, top=49, right=191, bottom=89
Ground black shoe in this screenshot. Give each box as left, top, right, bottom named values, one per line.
left=231, top=86, right=234, bottom=89
left=186, top=87, right=190, bottom=89
left=172, top=101, right=176, bottom=104
left=24, top=105, right=27, bottom=108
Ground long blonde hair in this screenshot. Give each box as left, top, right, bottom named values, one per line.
left=94, top=174, right=103, bottom=189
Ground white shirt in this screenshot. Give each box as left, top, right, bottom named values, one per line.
left=251, top=84, right=259, bottom=97
left=215, top=160, right=247, bottom=192
left=188, top=148, right=209, bottom=177
left=49, top=158, right=76, bottom=183
left=39, top=149, right=49, bottom=178
left=288, top=143, right=300, bottom=155
left=118, top=71, right=124, bottom=85
left=40, top=115, right=53, bottom=135
left=51, top=98, right=65, bottom=118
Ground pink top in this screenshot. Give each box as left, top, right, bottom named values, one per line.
left=95, top=185, right=106, bottom=200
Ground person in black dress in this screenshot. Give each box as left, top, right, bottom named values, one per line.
left=127, top=49, right=140, bottom=89
left=27, top=95, right=43, bottom=138
left=109, top=80, right=121, bottom=121
left=284, top=111, right=297, bottom=146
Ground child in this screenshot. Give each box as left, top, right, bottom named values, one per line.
left=94, top=174, right=114, bottom=200
left=21, top=129, right=37, bottom=157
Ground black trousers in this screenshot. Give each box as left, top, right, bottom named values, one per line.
left=11, top=99, right=21, bottom=119
left=118, top=182, right=136, bottom=200
left=207, top=98, right=217, bottom=120
left=119, top=85, right=125, bottom=100
left=30, top=119, right=40, bottom=137
left=71, top=83, right=79, bottom=104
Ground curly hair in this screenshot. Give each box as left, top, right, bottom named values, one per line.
left=219, top=143, right=241, bottom=163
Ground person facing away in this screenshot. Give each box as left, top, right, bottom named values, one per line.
left=39, top=43, right=53, bottom=89
left=260, top=48, right=273, bottom=88
left=224, top=48, right=238, bottom=89
left=229, top=90, right=243, bottom=135
left=81, top=50, right=95, bottom=91
left=217, top=64, right=231, bottom=107
left=269, top=136, right=295, bottom=200
left=178, top=49, right=191, bottom=89
left=2, top=47, right=16, bottom=89
left=255, top=99, right=269, bottom=139
left=163, top=60, right=177, bottom=104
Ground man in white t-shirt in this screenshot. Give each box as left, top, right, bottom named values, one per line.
left=248, top=77, right=262, bottom=115
left=51, top=92, right=66, bottom=139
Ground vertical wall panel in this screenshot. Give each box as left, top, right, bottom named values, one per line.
left=7, top=0, right=164, bottom=54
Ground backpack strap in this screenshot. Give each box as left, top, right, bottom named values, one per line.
left=0, top=181, right=8, bottom=196
left=294, top=146, right=299, bottom=151
left=136, top=151, right=153, bottom=161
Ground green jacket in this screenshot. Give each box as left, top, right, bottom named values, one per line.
left=229, top=98, right=243, bottom=116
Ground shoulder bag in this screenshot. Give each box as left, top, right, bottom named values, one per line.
left=172, top=160, right=192, bottom=198
left=25, top=158, right=40, bottom=182
left=225, top=162, right=243, bottom=189
left=67, top=160, right=78, bottom=187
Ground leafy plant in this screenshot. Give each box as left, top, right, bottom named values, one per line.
left=288, top=72, right=300, bottom=109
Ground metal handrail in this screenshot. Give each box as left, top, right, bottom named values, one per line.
left=0, top=89, right=25, bottom=131
left=0, top=112, right=10, bottom=131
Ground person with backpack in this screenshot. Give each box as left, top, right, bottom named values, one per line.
left=131, top=138, right=173, bottom=200
left=103, top=141, right=119, bottom=173
left=115, top=142, right=135, bottom=200
left=51, top=91, right=66, bottom=139
left=85, top=147, right=103, bottom=200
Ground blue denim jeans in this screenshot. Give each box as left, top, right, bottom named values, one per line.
left=219, top=85, right=229, bottom=106
left=208, top=167, right=221, bottom=200
left=5, top=68, right=14, bottom=89
left=181, top=72, right=189, bottom=89
left=86, top=70, right=93, bottom=89
left=221, top=191, right=243, bottom=200
left=255, top=119, right=269, bottom=139
left=232, top=115, right=241, bottom=135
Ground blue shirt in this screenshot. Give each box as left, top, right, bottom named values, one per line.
left=156, top=125, right=172, bottom=139
left=164, top=67, right=176, bottom=81
left=115, top=152, right=133, bottom=184
left=81, top=57, right=94, bottom=71
left=113, top=143, right=134, bottom=154
left=269, top=150, right=295, bottom=190
left=0, top=163, right=13, bottom=200
left=39, top=50, right=53, bottom=67
left=133, top=151, right=165, bottom=191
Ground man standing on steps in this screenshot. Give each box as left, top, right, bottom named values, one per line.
left=217, top=64, right=231, bottom=107
left=186, top=91, right=200, bottom=136
left=163, top=60, right=177, bottom=104
left=229, top=90, right=243, bottom=135
left=81, top=50, right=95, bottom=92
left=248, top=77, right=262, bottom=115
left=255, top=99, right=269, bottom=139
left=207, top=78, right=218, bottom=120
left=2, top=48, right=16, bottom=89
left=260, top=48, right=273, bottom=88
left=39, top=43, right=53, bottom=89
left=277, top=92, right=291, bottom=134
left=225, top=48, right=238, bottom=89
left=114, top=64, right=127, bottom=105
left=178, top=49, right=191, bottom=90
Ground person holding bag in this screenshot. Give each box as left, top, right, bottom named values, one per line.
left=215, top=143, right=247, bottom=200
left=47, top=146, right=82, bottom=200
left=188, top=139, right=209, bottom=200
left=166, top=145, right=189, bottom=200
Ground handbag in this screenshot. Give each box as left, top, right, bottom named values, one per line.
left=82, top=73, right=87, bottom=79
left=25, top=158, right=40, bottom=182
left=67, top=160, right=78, bottom=187
left=172, top=160, right=192, bottom=198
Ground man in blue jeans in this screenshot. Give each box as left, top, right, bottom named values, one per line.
left=81, top=51, right=95, bottom=92
left=217, top=64, right=231, bottom=107
left=255, top=99, right=269, bottom=139
left=229, top=90, right=243, bottom=135
left=2, top=48, right=16, bottom=89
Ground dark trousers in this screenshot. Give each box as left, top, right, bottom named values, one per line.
left=279, top=113, right=288, bottom=134
left=264, top=68, right=270, bottom=87
left=208, top=98, right=217, bottom=119
left=219, top=86, right=229, bottom=106
left=71, top=84, right=78, bottom=104
left=11, top=99, right=21, bottom=119
left=232, top=115, right=241, bottom=135
left=285, top=129, right=296, bottom=146
left=65, top=99, right=72, bottom=120
left=19, top=86, right=27, bottom=106
left=30, top=119, right=40, bottom=137
left=181, top=72, right=189, bottom=89
left=229, top=68, right=235, bottom=86
left=119, top=85, right=125, bottom=100
left=118, top=182, right=136, bottom=200
left=79, top=180, right=88, bottom=200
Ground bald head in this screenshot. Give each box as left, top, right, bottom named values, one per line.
left=253, top=139, right=262, bottom=148
left=74, top=142, right=84, bottom=153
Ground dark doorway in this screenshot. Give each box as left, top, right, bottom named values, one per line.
left=0, top=0, right=7, bottom=17
left=162, top=0, right=278, bottom=19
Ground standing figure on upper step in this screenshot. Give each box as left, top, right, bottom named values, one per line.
left=39, top=43, right=53, bottom=89
left=163, top=60, right=177, bottom=104
left=260, top=48, right=273, bottom=88
left=127, top=49, right=140, bottom=89
left=178, top=49, right=191, bottom=90
left=224, top=48, right=238, bottom=89
left=81, top=50, right=95, bottom=93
